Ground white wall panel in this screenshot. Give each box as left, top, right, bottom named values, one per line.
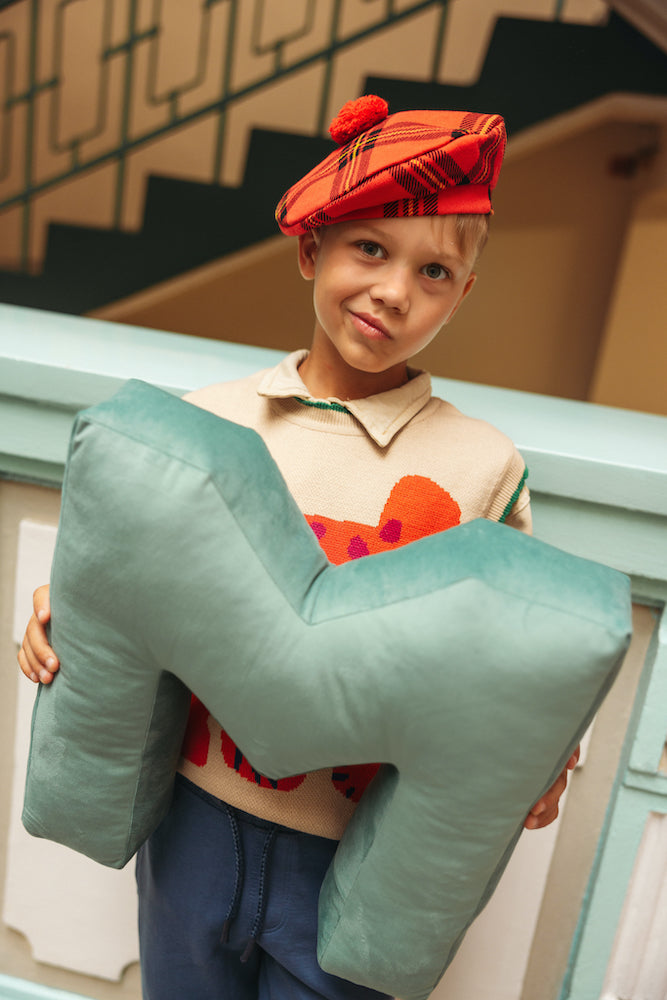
left=602, top=811, right=667, bottom=1000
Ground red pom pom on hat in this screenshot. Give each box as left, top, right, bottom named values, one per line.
left=329, top=95, right=389, bottom=146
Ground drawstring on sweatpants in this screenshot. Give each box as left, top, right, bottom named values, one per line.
left=220, top=804, right=244, bottom=944
left=241, top=826, right=276, bottom=962
left=219, top=804, right=277, bottom=963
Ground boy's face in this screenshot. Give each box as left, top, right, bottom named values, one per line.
left=297, top=215, right=477, bottom=397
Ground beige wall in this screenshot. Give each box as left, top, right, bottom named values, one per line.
left=590, top=172, right=667, bottom=415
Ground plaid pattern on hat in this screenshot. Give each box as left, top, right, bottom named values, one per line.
left=276, top=105, right=506, bottom=235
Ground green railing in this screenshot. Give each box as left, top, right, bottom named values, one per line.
left=0, top=0, right=452, bottom=269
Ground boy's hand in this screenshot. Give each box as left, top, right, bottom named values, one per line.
left=524, top=746, right=580, bottom=830
left=17, top=584, right=58, bottom=684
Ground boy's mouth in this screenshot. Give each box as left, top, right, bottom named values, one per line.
left=351, top=311, right=391, bottom=340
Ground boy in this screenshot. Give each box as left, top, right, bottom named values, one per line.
left=19, top=97, right=576, bottom=999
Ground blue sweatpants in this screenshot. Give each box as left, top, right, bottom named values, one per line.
left=136, top=775, right=392, bottom=1000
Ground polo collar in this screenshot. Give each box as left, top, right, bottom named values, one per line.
left=257, top=350, right=432, bottom=448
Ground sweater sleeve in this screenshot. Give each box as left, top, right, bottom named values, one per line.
left=503, top=483, right=532, bottom=535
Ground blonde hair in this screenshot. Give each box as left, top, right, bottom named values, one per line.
left=455, top=214, right=490, bottom=267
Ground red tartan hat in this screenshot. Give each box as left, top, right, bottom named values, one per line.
left=275, top=96, right=506, bottom=235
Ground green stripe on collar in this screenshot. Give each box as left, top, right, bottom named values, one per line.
left=294, top=397, right=349, bottom=414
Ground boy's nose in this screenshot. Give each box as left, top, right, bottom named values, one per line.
left=370, top=267, right=410, bottom=312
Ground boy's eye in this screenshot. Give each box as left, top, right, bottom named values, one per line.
left=422, top=263, right=448, bottom=280
left=358, top=241, right=384, bottom=259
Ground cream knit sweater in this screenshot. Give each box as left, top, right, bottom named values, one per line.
left=177, top=351, right=531, bottom=840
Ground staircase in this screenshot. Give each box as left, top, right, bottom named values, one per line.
left=0, top=12, right=665, bottom=317
left=0, top=130, right=333, bottom=315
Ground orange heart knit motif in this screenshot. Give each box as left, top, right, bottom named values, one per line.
left=305, top=474, right=461, bottom=565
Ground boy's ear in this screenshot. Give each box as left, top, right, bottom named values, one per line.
left=445, top=271, right=477, bottom=325
left=297, top=231, right=319, bottom=280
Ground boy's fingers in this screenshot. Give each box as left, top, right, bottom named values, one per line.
left=18, top=638, right=55, bottom=683
left=17, top=645, right=39, bottom=683
left=20, top=631, right=40, bottom=673
left=524, top=766, right=570, bottom=830
left=33, top=583, right=51, bottom=623
left=20, top=615, right=59, bottom=682
left=524, top=803, right=559, bottom=830
left=25, top=615, right=58, bottom=666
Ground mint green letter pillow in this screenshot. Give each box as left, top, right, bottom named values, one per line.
left=23, top=380, right=631, bottom=1000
